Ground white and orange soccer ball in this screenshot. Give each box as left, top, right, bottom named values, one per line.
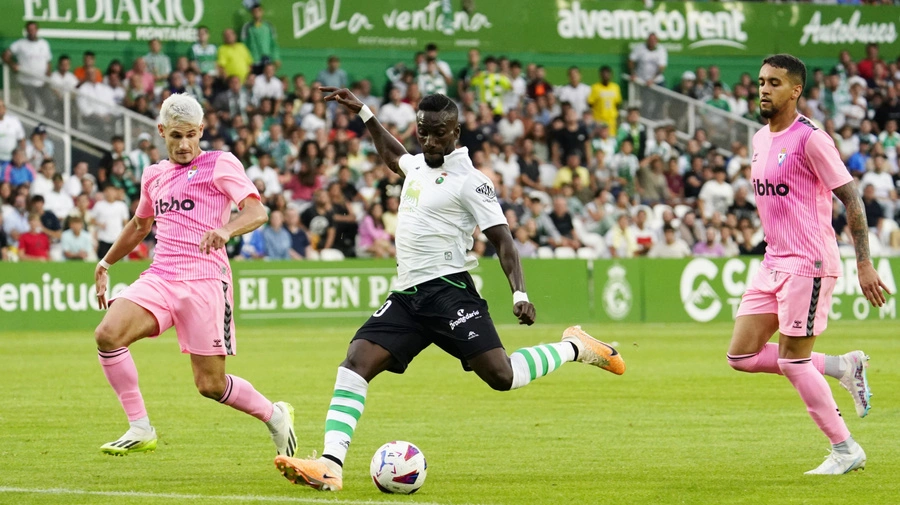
left=370, top=441, right=427, bottom=494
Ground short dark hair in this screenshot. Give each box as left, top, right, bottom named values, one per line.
left=84, top=51, right=95, bottom=57
left=600, top=65, right=612, bottom=73
left=510, top=60, right=522, bottom=69
left=59, top=55, right=70, bottom=62
left=762, top=53, right=807, bottom=89
left=418, top=93, right=458, bottom=120
left=568, top=65, right=580, bottom=73
left=425, top=43, right=438, bottom=52
left=484, top=56, right=497, bottom=65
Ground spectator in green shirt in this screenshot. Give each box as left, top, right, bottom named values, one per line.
left=706, top=82, right=731, bottom=112
left=241, top=3, right=280, bottom=73
left=143, top=38, right=171, bottom=86
left=189, top=26, right=217, bottom=75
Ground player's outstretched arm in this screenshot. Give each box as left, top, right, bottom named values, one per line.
left=833, top=181, right=892, bottom=307
left=94, top=215, right=154, bottom=309
left=199, top=196, right=267, bottom=255
left=320, top=86, right=408, bottom=174
left=483, top=224, right=536, bottom=325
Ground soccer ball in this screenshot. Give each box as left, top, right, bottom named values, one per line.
left=370, top=441, right=427, bottom=494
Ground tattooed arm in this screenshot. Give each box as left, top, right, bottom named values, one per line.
left=832, top=181, right=890, bottom=307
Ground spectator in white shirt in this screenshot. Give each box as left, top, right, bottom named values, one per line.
left=252, top=61, right=284, bottom=106
left=555, top=66, right=592, bottom=117
left=628, top=33, right=667, bottom=85
left=698, top=167, right=735, bottom=219
left=25, top=126, right=54, bottom=170
left=300, top=101, right=328, bottom=141
left=60, top=214, right=94, bottom=261
left=860, top=154, right=897, bottom=219
left=378, top=87, right=417, bottom=136
left=417, top=43, right=453, bottom=87
left=497, top=108, right=525, bottom=145
left=65, top=162, right=90, bottom=199
left=503, top=60, right=527, bottom=114
left=47, top=54, right=78, bottom=122
left=91, top=185, right=130, bottom=259
left=245, top=152, right=282, bottom=198
left=492, top=143, right=520, bottom=189
left=31, top=159, right=56, bottom=198
left=77, top=68, right=118, bottom=121
left=0, top=99, right=26, bottom=165
left=49, top=54, right=77, bottom=91
left=45, top=173, right=73, bottom=220
left=648, top=224, right=692, bottom=258
left=3, top=21, right=53, bottom=115
left=107, top=72, right=127, bottom=106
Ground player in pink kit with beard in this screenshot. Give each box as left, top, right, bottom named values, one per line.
left=93, top=94, right=297, bottom=457
left=728, top=55, right=891, bottom=474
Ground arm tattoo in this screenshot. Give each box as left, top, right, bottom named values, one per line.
left=833, top=182, right=870, bottom=263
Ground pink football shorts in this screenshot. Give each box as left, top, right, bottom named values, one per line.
left=111, top=273, right=236, bottom=355
left=736, top=265, right=836, bottom=337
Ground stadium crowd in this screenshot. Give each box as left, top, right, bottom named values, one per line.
left=2, top=10, right=900, bottom=263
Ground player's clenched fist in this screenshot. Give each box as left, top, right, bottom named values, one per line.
left=199, top=228, right=230, bottom=254
left=514, top=301, right=536, bottom=326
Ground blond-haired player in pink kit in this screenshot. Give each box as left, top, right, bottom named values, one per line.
left=92, top=94, right=297, bottom=457
left=728, top=54, right=891, bottom=475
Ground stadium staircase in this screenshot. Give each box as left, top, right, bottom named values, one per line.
left=2, top=63, right=164, bottom=174
left=628, top=81, right=763, bottom=156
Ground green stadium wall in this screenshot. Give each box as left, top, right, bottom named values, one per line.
left=1, top=1, right=894, bottom=96
left=1, top=258, right=896, bottom=331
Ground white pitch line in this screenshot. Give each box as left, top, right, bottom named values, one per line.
left=0, top=487, right=487, bottom=505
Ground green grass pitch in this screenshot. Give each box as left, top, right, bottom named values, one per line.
left=1, top=321, right=898, bottom=505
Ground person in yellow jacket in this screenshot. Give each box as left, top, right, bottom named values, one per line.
left=470, top=56, right=511, bottom=119
left=588, top=66, right=622, bottom=136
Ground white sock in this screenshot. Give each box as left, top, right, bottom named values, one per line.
left=128, top=415, right=151, bottom=433
left=833, top=435, right=858, bottom=454
left=824, top=355, right=844, bottom=379
left=509, top=342, right=577, bottom=390
left=323, top=367, right=368, bottom=466
left=265, top=402, right=283, bottom=433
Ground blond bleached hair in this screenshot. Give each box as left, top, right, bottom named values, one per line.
left=158, top=93, right=203, bottom=128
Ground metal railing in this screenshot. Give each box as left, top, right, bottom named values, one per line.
left=2, top=63, right=164, bottom=172
left=628, top=81, right=763, bottom=155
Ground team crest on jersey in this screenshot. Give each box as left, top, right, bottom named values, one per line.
left=436, top=172, right=447, bottom=184
left=777, top=148, right=787, bottom=166
left=187, top=165, right=199, bottom=181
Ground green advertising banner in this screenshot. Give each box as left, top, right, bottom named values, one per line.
left=644, top=257, right=900, bottom=324
left=3, top=1, right=898, bottom=58
left=0, top=258, right=593, bottom=331
left=1, top=257, right=896, bottom=332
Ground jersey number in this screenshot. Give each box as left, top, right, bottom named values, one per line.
left=373, top=300, right=392, bottom=318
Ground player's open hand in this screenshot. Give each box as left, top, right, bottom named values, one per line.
left=514, top=301, right=536, bottom=325
left=199, top=227, right=230, bottom=255
left=858, top=260, right=891, bottom=307
left=320, top=87, right=363, bottom=114
left=95, top=263, right=109, bottom=310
